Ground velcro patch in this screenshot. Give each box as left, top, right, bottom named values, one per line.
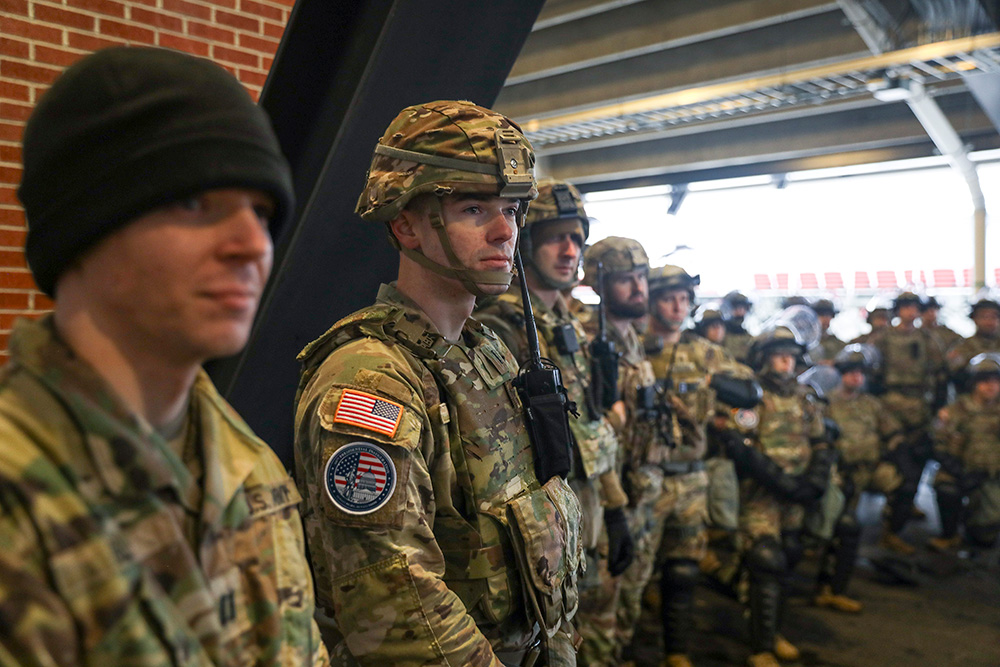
left=332, top=389, right=403, bottom=437
left=324, top=442, right=397, bottom=515
left=734, top=408, right=759, bottom=430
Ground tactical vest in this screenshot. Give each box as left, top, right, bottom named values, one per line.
left=954, top=396, right=1000, bottom=475
left=756, top=383, right=814, bottom=476
left=644, top=333, right=715, bottom=462
left=829, top=393, right=882, bottom=465
left=613, top=325, right=660, bottom=467
left=881, top=328, right=935, bottom=390
left=303, top=303, right=583, bottom=640
left=491, top=293, right=617, bottom=479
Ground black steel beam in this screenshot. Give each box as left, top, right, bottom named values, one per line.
left=207, top=0, right=545, bottom=467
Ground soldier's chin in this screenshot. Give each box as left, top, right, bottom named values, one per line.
left=474, top=282, right=510, bottom=296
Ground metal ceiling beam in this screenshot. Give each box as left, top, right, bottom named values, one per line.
left=509, top=0, right=838, bottom=85
left=533, top=0, right=647, bottom=30
left=540, top=89, right=993, bottom=186
left=516, top=31, right=1000, bottom=133
left=496, top=10, right=869, bottom=120
left=207, top=0, right=544, bottom=466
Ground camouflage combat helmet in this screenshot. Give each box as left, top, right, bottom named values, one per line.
left=969, top=288, right=1000, bottom=316
left=693, top=302, right=724, bottom=333
left=521, top=179, right=589, bottom=290
left=748, top=325, right=805, bottom=371
left=355, top=100, right=537, bottom=296
left=834, top=343, right=880, bottom=375
left=921, top=295, right=942, bottom=312
left=893, top=290, right=922, bottom=311
left=721, top=290, right=752, bottom=320
left=648, top=264, right=699, bottom=300
left=782, top=295, right=810, bottom=309
left=582, top=236, right=648, bottom=288
left=864, top=295, right=893, bottom=324
left=968, top=352, right=1000, bottom=383
left=811, top=298, right=837, bottom=316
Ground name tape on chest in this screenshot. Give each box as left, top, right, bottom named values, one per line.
left=324, top=442, right=397, bottom=515
left=333, top=388, right=404, bottom=437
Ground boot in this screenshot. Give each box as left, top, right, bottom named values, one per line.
left=661, top=654, right=693, bottom=667
left=814, top=584, right=863, bottom=613
left=927, top=535, right=961, bottom=552
left=661, top=560, right=698, bottom=658
left=773, top=634, right=800, bottom=661
left=747, top=652, right=780, bottom=667
left=749, top=574, right=782, bottom=656
left=879, top=531, right=916, bottom=555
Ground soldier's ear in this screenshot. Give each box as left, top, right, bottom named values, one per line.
left=389, top=210, right=422, bottom=251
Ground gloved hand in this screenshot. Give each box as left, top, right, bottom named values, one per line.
left=604, top=506, right=635, bottom=576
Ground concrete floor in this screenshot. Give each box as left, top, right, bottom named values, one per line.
left=630, top=479, right=1000, bottom=667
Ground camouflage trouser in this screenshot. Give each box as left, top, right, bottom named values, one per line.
left=967, top=477, right=1000, bottom=544
left=575, top=539, right=622, bottom=667
left=881, top=393, right=933, bottom=531
left=615, top=467, right=708, bottom=655
left=738, top=480, right=806, bottom=544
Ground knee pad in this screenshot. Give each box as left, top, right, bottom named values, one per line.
left=746, top=536, right=787, bottom=576
left=782, top=530, right=805, bottom=571
left=662, top=558, right=700, bottom=590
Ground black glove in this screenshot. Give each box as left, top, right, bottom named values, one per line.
left=604, top=506, right=635, bottom=576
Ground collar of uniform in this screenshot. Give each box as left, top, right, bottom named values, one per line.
left=7, top=316, right=193, bottom=506
left=187, top=370, right=266, bottom=531
left=376, top=281, right=458, bottom=357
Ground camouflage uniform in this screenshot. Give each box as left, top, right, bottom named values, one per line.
left=869, top=323, right=947, bottom=535
left=827, top=386, right=904, bottom=514
left=924, top=323, right=963, bottom=356
left=815, top=332, right=846, bottom=365
left=723, top=324, right=754, bottom=365
left=476, top=287, right=627, bottom=666
left=0, top=317, right=327, bottom=667
left=933, top=391, right=1000, bottom=547
left=948, top=333, right=1000, bottom=389
left=295, top=102, right=581, bottom=667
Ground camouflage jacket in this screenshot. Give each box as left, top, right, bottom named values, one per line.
left=870, top=325, right=946, bottom=398
left=828, top=387, right=903, bottom=466
left=475, top=288, right=619, bottom=481
left=924, top=322, right=963, bottom=356
left=294, top=284, right=581, bottom=667
left=813, top=331, right=846, bottom=364
left=0, top=317, right=327, bottom=667
left=934, top=394, right=1000, bottom=476
left=643, top=330, right=737, bottom=463
left=722, top=322, right=753, bottom=364
left=947, top=333, right=1000, bottom=380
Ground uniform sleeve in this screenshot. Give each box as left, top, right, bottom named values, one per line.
left=294, top=339, right=501, bottom=667
left=0, top=484, right=80, bottom=667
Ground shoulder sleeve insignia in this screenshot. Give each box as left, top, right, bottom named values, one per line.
left=333, top=388, right=404, bottom=437
left=734, top=408, right=759, bottom=430
left=324, top=442, right=397, bottom=515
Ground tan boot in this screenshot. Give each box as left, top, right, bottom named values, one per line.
left=879, top=531, right=916, bottom=555
left=927, top=535, right=961, bottom=552
left=747, top=651, right=781, bottom=667
left=662, top=654, right=694, bottom=667
left=699, top=550, right=722, bottom=576
left=814, top=585, right=863, bottom=613
left=773, top=634, right=800, bottom=661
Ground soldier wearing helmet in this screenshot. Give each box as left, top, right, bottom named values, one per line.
left=738, top=320, right=827, bottom=667
left=294, top=101, right=582, bottom=666
left=642, top=264, right=760, bottom=667
left=475, top=181, right=634, bottom=666
left=930, top=352, right=1000, bottom=551
left=866, top=290, right=947, bottom=554
left=575, top=237, right=656, bottom=664
left=722, top=291, right=754, bottom=363
left=947, top=290, right=1000, bottom=391
left=818, top=344, right=905, bottom=614
left=693, top=303, right=726, bottom=344
left=810, top=299, right=845, bottom=365
left=920, top=295, right=962, bottom=354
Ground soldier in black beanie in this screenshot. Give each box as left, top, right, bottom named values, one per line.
left=3, top=47, right=328, bottom=666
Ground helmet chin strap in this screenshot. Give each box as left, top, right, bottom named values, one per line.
left=397, top=195, right=517, bottom=298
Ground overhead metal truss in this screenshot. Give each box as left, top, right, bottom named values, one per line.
left=522, top=32, right=1000, bottom=149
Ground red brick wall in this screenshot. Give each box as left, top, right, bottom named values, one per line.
left=0, top=0, right=292, bottom=362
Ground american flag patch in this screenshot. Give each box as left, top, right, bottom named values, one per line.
left=333, top=389, right=404, bottom=437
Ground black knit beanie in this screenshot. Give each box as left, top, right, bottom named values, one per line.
left=18, top=46, right=294, bottom=296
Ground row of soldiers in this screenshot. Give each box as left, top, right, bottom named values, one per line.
left=2, top=44, right=997, bottom=667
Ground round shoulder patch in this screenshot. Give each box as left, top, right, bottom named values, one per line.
left=734, top=408, right=759, bottom=430
left=324, top=442, right=397, bottom=515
